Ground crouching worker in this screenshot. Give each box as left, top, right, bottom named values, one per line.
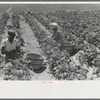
left=1, top=30, right=20, bottom=62
left=50, top=22, right=63, bottom=45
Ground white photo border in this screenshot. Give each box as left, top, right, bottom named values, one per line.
left=0, top=1, right=100, bottom=99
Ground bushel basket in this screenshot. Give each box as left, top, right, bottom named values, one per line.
left=27, top=53, right=44, bottom=70
left=59, top=42, right=74, bottom=52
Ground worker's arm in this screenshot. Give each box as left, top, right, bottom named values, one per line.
left=1, top=40, right=9, bottom=55
left=1, top=46, right=9, bottom=55
left=51, top=31, right=57, bottom=39
left=16, top=46, right=20, bottom=53
left=16, top=40, right=21, bottom=53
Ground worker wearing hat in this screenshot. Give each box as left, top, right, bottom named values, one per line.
left=1, top=29, right=20, bottom=61
left=50, top=22, right=63, bottom=44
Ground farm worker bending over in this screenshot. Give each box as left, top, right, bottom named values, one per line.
left=50, top=22, right=63, bottom=44
left=1, top=29, right=20, bottom=61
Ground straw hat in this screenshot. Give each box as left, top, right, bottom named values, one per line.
left=50, top=22, right=58, bottom=26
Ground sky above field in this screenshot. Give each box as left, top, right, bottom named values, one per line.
left=0, top=4, right=100, bottom=12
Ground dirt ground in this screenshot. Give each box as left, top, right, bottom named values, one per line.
left=19, top=15, right=56, bottom=80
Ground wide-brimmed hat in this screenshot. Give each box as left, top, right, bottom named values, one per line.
left=50, top=22, right=58, bottom=26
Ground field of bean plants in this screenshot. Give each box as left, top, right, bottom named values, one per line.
left=0, top=7, right=100, bottom=80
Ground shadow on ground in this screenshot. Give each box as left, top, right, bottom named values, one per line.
left=33, top=66, right=46, bottom=74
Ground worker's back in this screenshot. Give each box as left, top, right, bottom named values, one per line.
left=53, top=31, right=63, bottom=44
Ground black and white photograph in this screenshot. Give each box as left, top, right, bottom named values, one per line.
left=1, top=2, right=100, bottom=81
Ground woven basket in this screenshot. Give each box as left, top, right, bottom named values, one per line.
left=27, top=53, right=41, bottom=59
left=60, top=44, right=74, bottom=51
left=27, top=53, right=44, bottom=70
left=28, top=58, right=44, bottom=65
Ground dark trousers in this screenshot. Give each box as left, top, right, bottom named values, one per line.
left=5, top=51, right=19, bottom=62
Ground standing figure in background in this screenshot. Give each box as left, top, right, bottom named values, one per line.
left=1, top=30, right=21, bottom=62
